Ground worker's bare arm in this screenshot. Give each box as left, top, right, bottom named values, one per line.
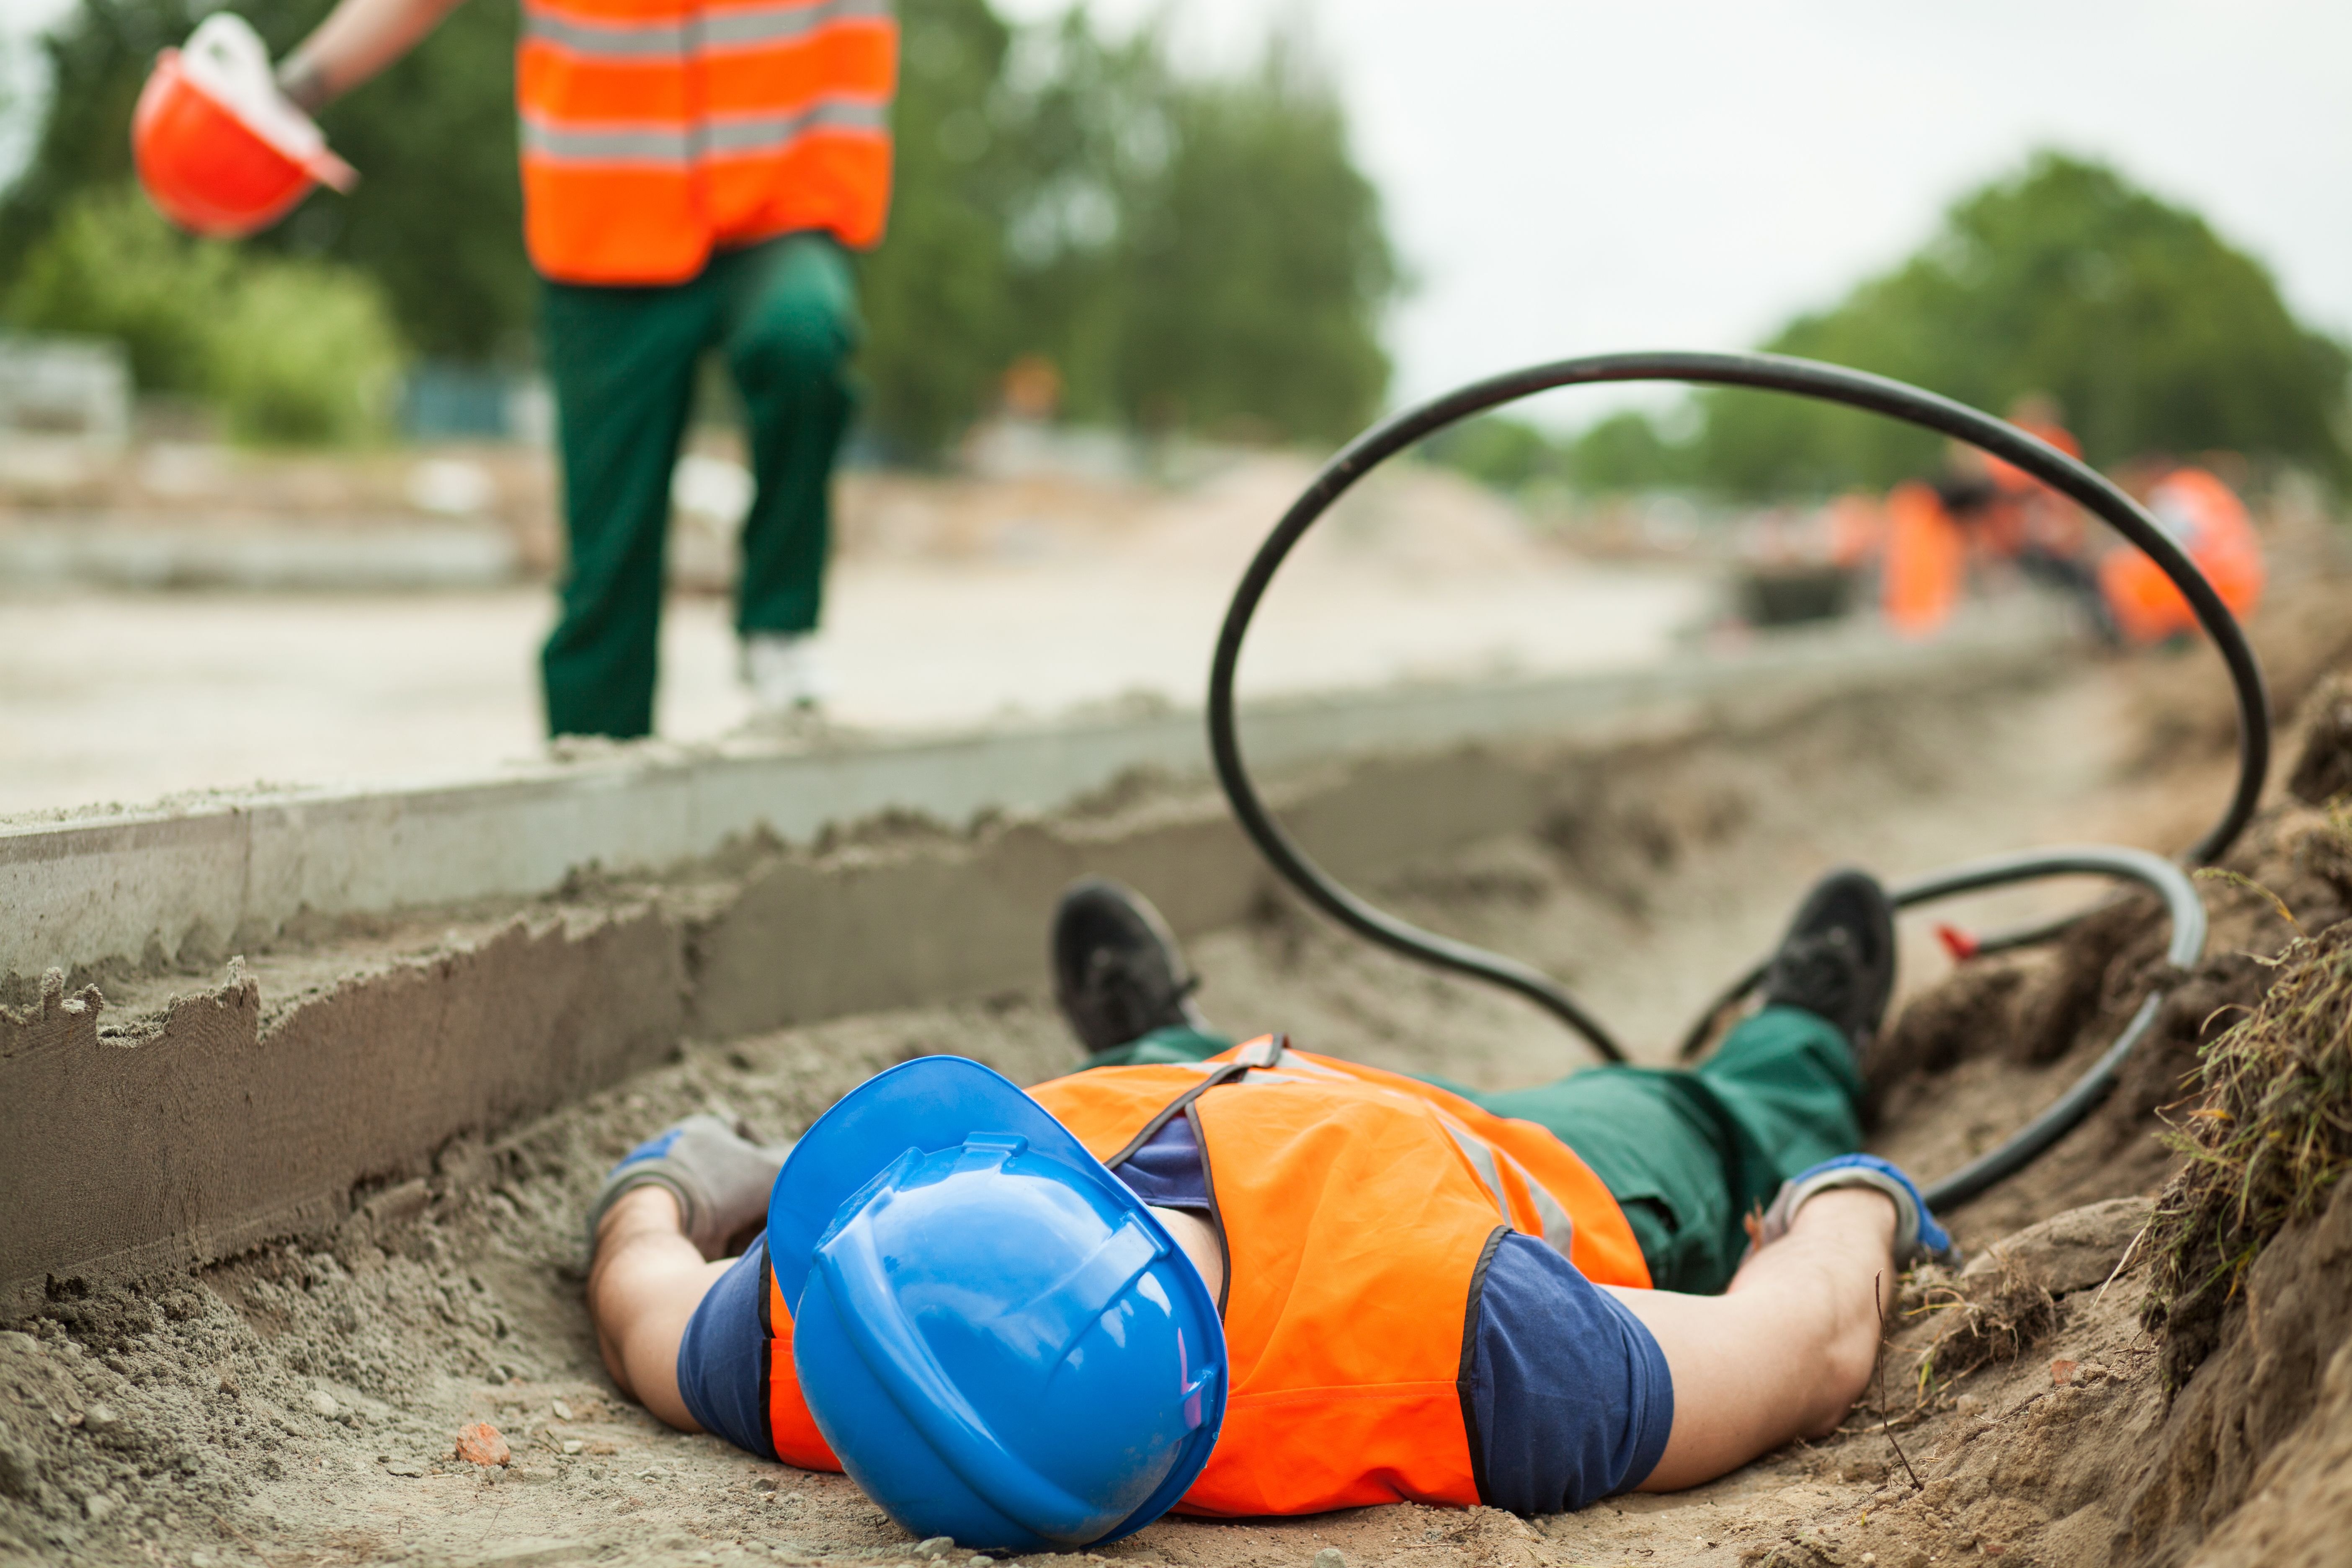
left=1602, top=1188, right=1898, bottom=1492
left=275, top=0, right=471, bottom=112
left=585, top=1186, right=730, bottom=1432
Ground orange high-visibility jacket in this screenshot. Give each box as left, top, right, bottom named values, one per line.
left=515, top=0, right=898, bottom=284
left=2098, top=467, right=2265, bottom=644
left=1880, top=480, right=1965, bottom=638
left=757, top=1041, right=1650, bottom=1512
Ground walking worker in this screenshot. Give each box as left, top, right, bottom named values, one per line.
left=139, top=0, right=895, bottom=732
left=583, top=870, right=1955, bottom=1547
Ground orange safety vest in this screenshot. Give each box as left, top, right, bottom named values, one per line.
left=515, top=0, right=897, bottom=284
left=1880, top=480, right=1965, bottom=638
left=2098, top=467, right=2265, bottom=644
left=756, top=1040, right=1650, bottom=1512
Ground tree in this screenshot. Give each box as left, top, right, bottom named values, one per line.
left=1106, top=40, right=1395, bottom=442
left=1696, top=151, right=2350, bottom=495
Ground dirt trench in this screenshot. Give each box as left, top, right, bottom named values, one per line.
left=5, top=571, right=2352, bottom=1568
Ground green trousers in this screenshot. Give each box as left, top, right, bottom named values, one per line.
left=1088, top=1005, right=1864, bottom=1295
left=539, top=234, right=860, bottom=738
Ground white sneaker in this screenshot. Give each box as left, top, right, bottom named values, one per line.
left=742, top=631, right=831, bottom=715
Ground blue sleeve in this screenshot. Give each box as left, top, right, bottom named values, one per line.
left=1110, top=1114, right=1211, bottom=1211
left=1465, top=1233, right=1674, bottom=1513
left=675, top=1238, right=777, bottom=1460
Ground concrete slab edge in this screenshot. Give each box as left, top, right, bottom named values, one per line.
left=2, top=605, right=2062, bottom=983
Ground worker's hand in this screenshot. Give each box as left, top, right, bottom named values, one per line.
left=274, top=0, right=471, bottom=113
left=1753, top=1153, right=1957, bottom=1268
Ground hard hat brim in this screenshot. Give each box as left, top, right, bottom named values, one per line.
left=769, top=1055, right=1225, bottom=1543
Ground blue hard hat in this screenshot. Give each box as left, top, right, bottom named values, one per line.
left=768, top=1056, right=1226, bottom=1552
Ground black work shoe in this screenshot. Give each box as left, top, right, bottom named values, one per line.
left=1759, top=868, right=1898, bottom=1054
left=1051, top=878, right=1207, bottom=1056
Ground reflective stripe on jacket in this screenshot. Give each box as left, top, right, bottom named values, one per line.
left=516, top=0, right=897, bottom=283
left=756, top=1040, right=1650, bottom=1509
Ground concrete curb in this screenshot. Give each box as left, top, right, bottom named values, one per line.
left=0, top=515, right=520, bottom=591
left=3, top=605, right=2059, bottom=985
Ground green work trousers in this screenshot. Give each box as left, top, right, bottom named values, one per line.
left=1088, top=1005, right=1865, bottom=1295
left=539, top=233, right=859, bottom=738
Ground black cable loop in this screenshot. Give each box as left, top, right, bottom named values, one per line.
left=1207, top=352, right=2268, bottom=1194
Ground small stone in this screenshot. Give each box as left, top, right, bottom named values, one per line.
left=2050, top=1359, right=2077, bottom=1386
left=967, top=1558, right=991, bottom=1568
left=386, top=1460, right=428, bottom=1478
left=754, top=1478, right=779, bottom=1493
left=81, top=1403, right=119, bottom=1432
left=1954, top=1394, right=1985, bottom=1416
left=83, top=1491, right=119, bottom=1521
left=454, top=1422, right=511, bottom=1467
left=1315, top=1549, right=1346, bottom=1568
left=551, top=1398, right=575, bottom=1422
left=309, top=1390, right=341, bottom=1418
left=562, top=1440, right=584, bottom=1456
left=916, top=1537, right=956, bottom=1560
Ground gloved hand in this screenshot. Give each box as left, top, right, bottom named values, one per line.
left=1754, top=1153, right=1958, bottom=1269
left=585, top=1114, right=794, bottom=1261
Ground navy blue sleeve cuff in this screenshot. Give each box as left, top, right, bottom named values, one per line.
left=1466, top=1233, right=1676, bottom=1513
left=675, top=1238, right=778, bottom=1460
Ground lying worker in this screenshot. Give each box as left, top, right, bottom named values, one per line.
left=583, top=870, right=1951, bottom=1547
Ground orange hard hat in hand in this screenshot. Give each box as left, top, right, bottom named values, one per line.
left=132, top=13, right=356, bottom=238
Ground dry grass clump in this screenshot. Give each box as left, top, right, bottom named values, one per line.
left=2142, top=913, right=2352, bottom=1388
left=1907, top=1255, right=2063, bottom=1401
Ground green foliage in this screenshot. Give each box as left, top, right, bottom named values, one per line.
left=206, top=253, right=406, bottom=441
left=1697, top=151, right=2352, bottom=496
left=1419, top=415, right=1562, bottom=492
left=1107, top=43, right=1395, bottom=441
left=1418, top=408, right=1697, bottom=498
left=861, top=8, right=1398, bottom=449
left=7, top=182, right=235, bottom=392
left=851, top=0, right=1021, bottom=452
left=10, top=183, right=404, bottom=441
left=1570, top=410, right=1695, bottom=494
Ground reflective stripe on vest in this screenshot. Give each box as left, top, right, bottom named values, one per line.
left=515, top=0, right=897, bottom=283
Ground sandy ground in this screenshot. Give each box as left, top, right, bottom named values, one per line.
left=0, top=620, right=2268, bottom=1563
left=0, top=454, right=1706, bottom=818
left=4, top=546, right=2347, bottom=1567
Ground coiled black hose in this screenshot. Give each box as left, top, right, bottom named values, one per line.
left=1205, top=351, right=2270, bottom=1200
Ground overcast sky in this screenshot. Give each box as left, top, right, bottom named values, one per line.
left=8, top=0, right=2347, bottom=427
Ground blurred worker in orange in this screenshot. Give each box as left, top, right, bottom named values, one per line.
left=1878, top=479, right=1965, bottom=637
left=1982, top=394, right=2103, bottom=592
left=262, top=0, right=897, bottom=735
left=2097, top=459, right=2266, bottom=645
